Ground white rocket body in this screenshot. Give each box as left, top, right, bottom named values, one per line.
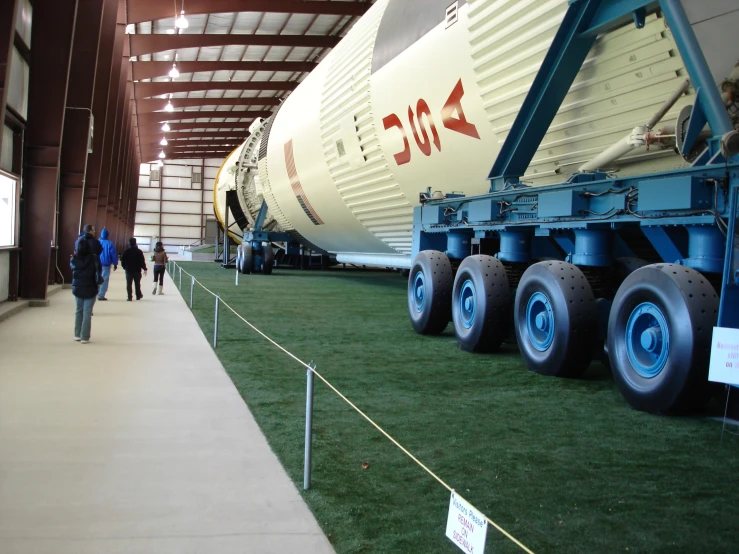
left=213, top=0, right=738, bottom=266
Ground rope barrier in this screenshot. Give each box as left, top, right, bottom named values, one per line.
left=168, top=262, right=535, bottom=554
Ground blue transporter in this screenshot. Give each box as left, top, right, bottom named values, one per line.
left=407, top=0, right=739, bottom=414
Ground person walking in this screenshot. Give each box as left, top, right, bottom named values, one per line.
left=97, top=228, right=118, bottom=301
left=70, top=239, right=100, bottom=343
left=121, top=237, right=147, bottom=301
left=150, top=241, right=169, bottom=295
left=76, top=224, right=103, bottom=257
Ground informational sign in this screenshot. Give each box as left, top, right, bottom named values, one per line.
left=445, top=490, right=488, bottom=554
left=708, top=327, right=739, bottom=387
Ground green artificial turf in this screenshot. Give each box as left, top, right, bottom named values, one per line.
left=172, top=262, right=739, bottom=554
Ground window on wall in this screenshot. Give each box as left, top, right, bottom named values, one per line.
left=0, top=171, right=19, bottom=248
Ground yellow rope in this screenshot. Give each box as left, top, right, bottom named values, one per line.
left=170, top=263, right=535, bottom=554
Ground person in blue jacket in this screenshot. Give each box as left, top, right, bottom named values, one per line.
left=97, top=228, right=118, bottom=301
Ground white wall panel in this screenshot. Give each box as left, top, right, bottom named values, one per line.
left=204, top=167, right=219, bottom=179
left=162, top=213, right=200, bottom=226
left=1, top=126, right=13, bottom=172
left=135, top=158, right=217, bottom=250
left=134, top=223, right=160, bottom=236
left=137, top=188, right=160, bottom=200
left=162, top=227, right=201, bottom=239
left=136, top=212, right=160, bottom=225
left=163, top=164, right=192, bottom=177
left=162, top=200, right=200, bottom=214
left=137, top=199, right=159, bottom=213
left=8, top=48, right=29, bottom=119
left=161, top=175, right=192, bottom=188
left=161, top=188, right=201, bottom=202
left=15, top=0, right=32, bottom=47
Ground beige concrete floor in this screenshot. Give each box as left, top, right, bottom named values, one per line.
left=0, top=268, right=335, bottom=554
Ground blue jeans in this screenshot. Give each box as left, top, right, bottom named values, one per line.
left=98, top=265, right=112, bottom=299
left=74, top=296, right=96, bottom=341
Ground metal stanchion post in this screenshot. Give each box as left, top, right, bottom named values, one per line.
left=213, top=295, right=219, bottom=348
left=179, top=266, right=182, bottom=290
left=190, top=276, right=194, bottom=308
left=304, top=361, right=315, bottom=490
left=235, top=266, right=239, bottom=286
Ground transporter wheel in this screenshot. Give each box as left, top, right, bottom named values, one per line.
left=607, top=264, right=719, bottom=413
left=514, top=261, right=597, bottom=377
left=262, top=244, right=274, bottom=275
left=408, top=250, right=453, bottom=335
left=452, top=255, right=511, bottom=352
left=611, top=257, right=649, bottom=295
left=242, top=243, right=253, bottom=274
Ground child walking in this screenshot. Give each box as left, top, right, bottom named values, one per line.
left=151, top=241, right=169, bottom=295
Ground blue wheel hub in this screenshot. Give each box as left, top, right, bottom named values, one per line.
left=412, top=271, right=426, bottom=313
left=459, top=279, right=476, bottom=329
left=526, top=292, right=554, bottom=351
left=626, top=302, right=670, bottom=378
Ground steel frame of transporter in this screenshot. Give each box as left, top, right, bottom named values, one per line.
left=407, top=0, right=739, bottom=414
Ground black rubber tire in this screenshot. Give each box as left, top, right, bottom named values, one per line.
left=242, top=243, right=253, bottom=274
left=262, top=243, right=274, bottom=275
left=611, top=257, right=649, bottom=295
left=407, top=250, right=453, bottom=335
left=606, top=264, right=719, bottom=414
left=451, top=255, right=511, bottom=352
left=514, top=261, right=597, bottom=377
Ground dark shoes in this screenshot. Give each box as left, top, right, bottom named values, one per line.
left=98, top=297, right=108, bottom=301
left=127, top=298, right=132, bottom=301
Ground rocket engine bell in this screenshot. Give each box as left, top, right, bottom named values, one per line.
left=214, top=0, right=736, bottom=267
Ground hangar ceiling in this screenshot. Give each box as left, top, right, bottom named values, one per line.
left=126, top=0, right=375, bottom=162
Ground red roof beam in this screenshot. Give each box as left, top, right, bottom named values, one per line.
left=126, top=0, right=371, bottom=24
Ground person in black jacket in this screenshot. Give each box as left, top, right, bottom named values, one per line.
left=70, top=239, right=100, bottom=343
left=75, top=224, right=103, bottom=257
left=120, top=237, right=148, bottom=301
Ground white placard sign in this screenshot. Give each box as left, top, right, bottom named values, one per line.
left=445, top=491, right=488, bottom=554
left=708, top=327, right=739, bottom=386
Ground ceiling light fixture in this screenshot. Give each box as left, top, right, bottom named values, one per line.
left=175, top=8, right=188, bottom=29
left=160, top=137, right=168, bottom=146
left=165, top=95, right=174, bottom=112
left=169, top=63, right=179, bottom=79
left=159, top=151, right=166, bottom=159
left=161, top=122, right=171, bottom=132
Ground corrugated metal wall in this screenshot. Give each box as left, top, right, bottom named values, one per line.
left=134, top=158, right=221, bottom=252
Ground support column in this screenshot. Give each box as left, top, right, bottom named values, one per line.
left=81, top=0, right=119, bottom=236
left=95, top=0, right=125, bottom=236
left=109, top=77, right=132, bottom=246
left=115, top=124, right=133, bottom=244
left=21, top=0, right=79, bottom=300
left=58, top=0, right=105, bottom=282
